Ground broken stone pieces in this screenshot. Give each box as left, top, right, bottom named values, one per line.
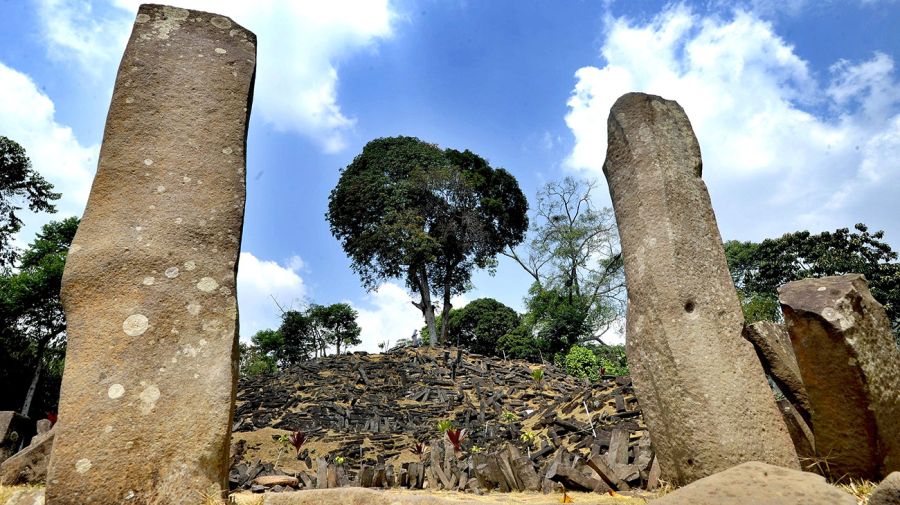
left=603, top=91, right=798, bottom=485
left=779, top=274, right=900, bottom=480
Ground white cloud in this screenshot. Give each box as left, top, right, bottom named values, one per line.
left=237, top=252, right=308, bottom=342
left=0, top=61, right=98, bottom=246
left=350, top=282, right=470, bottom=353
left=34, top=0, right=397, bottom=152
left=565, top=6, right=900, bottom=243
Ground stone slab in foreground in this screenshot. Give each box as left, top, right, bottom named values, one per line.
left=46, top=4, right=256, bottom=504
left=602, top=92, right=798, bottom=485
left=779, top=274, right=900, bottom=480
left=651, top=461, right=856, bottom=505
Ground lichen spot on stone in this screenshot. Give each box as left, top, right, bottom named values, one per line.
left=210, top=16, right=232, bottom=29
left=165, top=266, right=179, bottom=278
left=142, top=276, right=155, bottom=286
left=175, top=217, right=183, bottom=224
left=139, top=385, right=161, bottom=414
left=184, top=260, right=196, bottom=271
left=156, top=185, right=166, bottom=194
left=75, top=458, right=92, bottom=474
left=817, top=286, right=827, bottom=291
left=222, top=146, right=233, bottom=155
left=108, top=384, right=125, bottom=399
left=186, top=302, right=201, bottom=316
left=143, top=159, right=153, bottom=166
left=125, top=97, right=134, bottom=104
left=104, top=425, right=113, bottom=434
left=215, top=47, right=227, bottom=54
left=123, top=314, right=149, bottom=336
left=135, top=13, right=151, bottom=23
left=70, top=243, right=82, bottom=254
left=197, top=277, right=219, bottom=292
left=182, top=176, right=191, bottom=183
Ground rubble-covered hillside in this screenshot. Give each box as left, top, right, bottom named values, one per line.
left=230, top=346, right=657, bottom=494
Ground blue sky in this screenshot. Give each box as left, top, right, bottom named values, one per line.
left=2, top=0, right=898, bottom=351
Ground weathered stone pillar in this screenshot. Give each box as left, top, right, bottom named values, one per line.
left=603, top=92, right=798, bottom=485
left=46, top=5, right=256, bottom=503
left=779, top=274, right=900, bottom=480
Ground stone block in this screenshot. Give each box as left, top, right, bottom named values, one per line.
left=780, top=274, right=900, bottom=480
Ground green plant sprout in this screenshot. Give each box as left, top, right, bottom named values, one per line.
left=470, top=445, right=484, bottom=454
left=531, top=368, right=545, bottom=383
left=334, top=456, right=346, bottom=465
left=501, top=410, right=518, bottom=423
left=437, top=419, right=453, bottom=433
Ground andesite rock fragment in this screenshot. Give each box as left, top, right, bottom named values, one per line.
left=603, top=92, right=798, bottom=485
left=744, top=321, right=812, bottom=422
left=779, top=274, right=900, bottom=480
left=45, top=4, right=256, bottom=503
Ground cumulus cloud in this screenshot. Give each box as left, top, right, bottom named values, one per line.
left=35, top=0, right=397, bottom=152
left=565, top=6, right=900, bottom=242
left=237, top=252, right=308, bottom=342
left=350, top=282, right=470, bottom=353
left=0, top=61, right=98, bottom=246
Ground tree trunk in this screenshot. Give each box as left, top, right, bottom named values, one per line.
left=21, top=336, right=49, bottom=417
left=439, top=281, right=452, bottom=346
left=410, top=266, right=438, bottom=347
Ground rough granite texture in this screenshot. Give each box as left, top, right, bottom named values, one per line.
left=779, top=274, right=900, bottom=480
left=45, top=4, right=256, bottom=504
left=602, top=92, right=798, bottom=486
left=744, top=321, right=812, bottom=423
left=651, top=461, right=856, bottom=505
left=870, top=472, right=900, bottom=505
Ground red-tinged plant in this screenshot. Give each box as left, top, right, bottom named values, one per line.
left=409, top=442, right=427, bottom=461
left=445, top=428, right=467, bottom=453
left=289, top=430, right=307, bottom=456
left=46, top=412, right=58, bottom=425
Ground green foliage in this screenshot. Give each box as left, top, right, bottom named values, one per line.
left=557, top=345, right=601, bottom=382
left=334, top=456, right=346, bottom=465
left=531, top=368, right=544, bottom=383
left=725, top=224, right=900, bottom=343
left=246, top=302, right=363, bottom=370
left=0, top=137, right=61, bottom=269
left=589, top=343, right=629, bottom=376
left=496, top=325, right=548, bottom=362
left=437, top=419, right=453, bottom=433
left=0, top=217, right=78, bottom=416
left=238, top=342, right=277, bottom=376
left=327, top=137, right=528, bottom=343
left=430, top=298, right=520, bottom=355
left=504, top=177, right=624, bottom=347
left=501, top=410, right=518, bottom=423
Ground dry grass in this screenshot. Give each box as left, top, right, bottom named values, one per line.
left=836, top=479, right=877, bottom=505
left=0, top=484, right=43, bottom=504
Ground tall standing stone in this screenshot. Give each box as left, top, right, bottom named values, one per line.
left=603, top=92, right=797, bottom=486
left=46, top=5, right=256, bottom=503
left=779, top=274, right=900, bottom=480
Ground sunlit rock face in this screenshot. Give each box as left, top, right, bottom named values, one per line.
left=603, top=92, right=798, bottom=486
left=46, top=5, right=256, bottom=503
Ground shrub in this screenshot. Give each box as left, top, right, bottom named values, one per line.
left=558, top=345, right=601, bottom=381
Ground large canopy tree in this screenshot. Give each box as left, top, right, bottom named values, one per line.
left=327, top=136, right=528, bottom=345
left=0, top=136, right=60, bottom=269
left=725, top=223, right=900, bottom=343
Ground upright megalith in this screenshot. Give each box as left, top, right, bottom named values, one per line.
left=603, top=92, right=798, bottom=485
left=46, top=5, right=256, bottom=503
left=779, top=274, right=900, bottom=480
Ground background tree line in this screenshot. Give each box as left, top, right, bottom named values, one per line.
left=3, top=133, right=898, bottom=406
